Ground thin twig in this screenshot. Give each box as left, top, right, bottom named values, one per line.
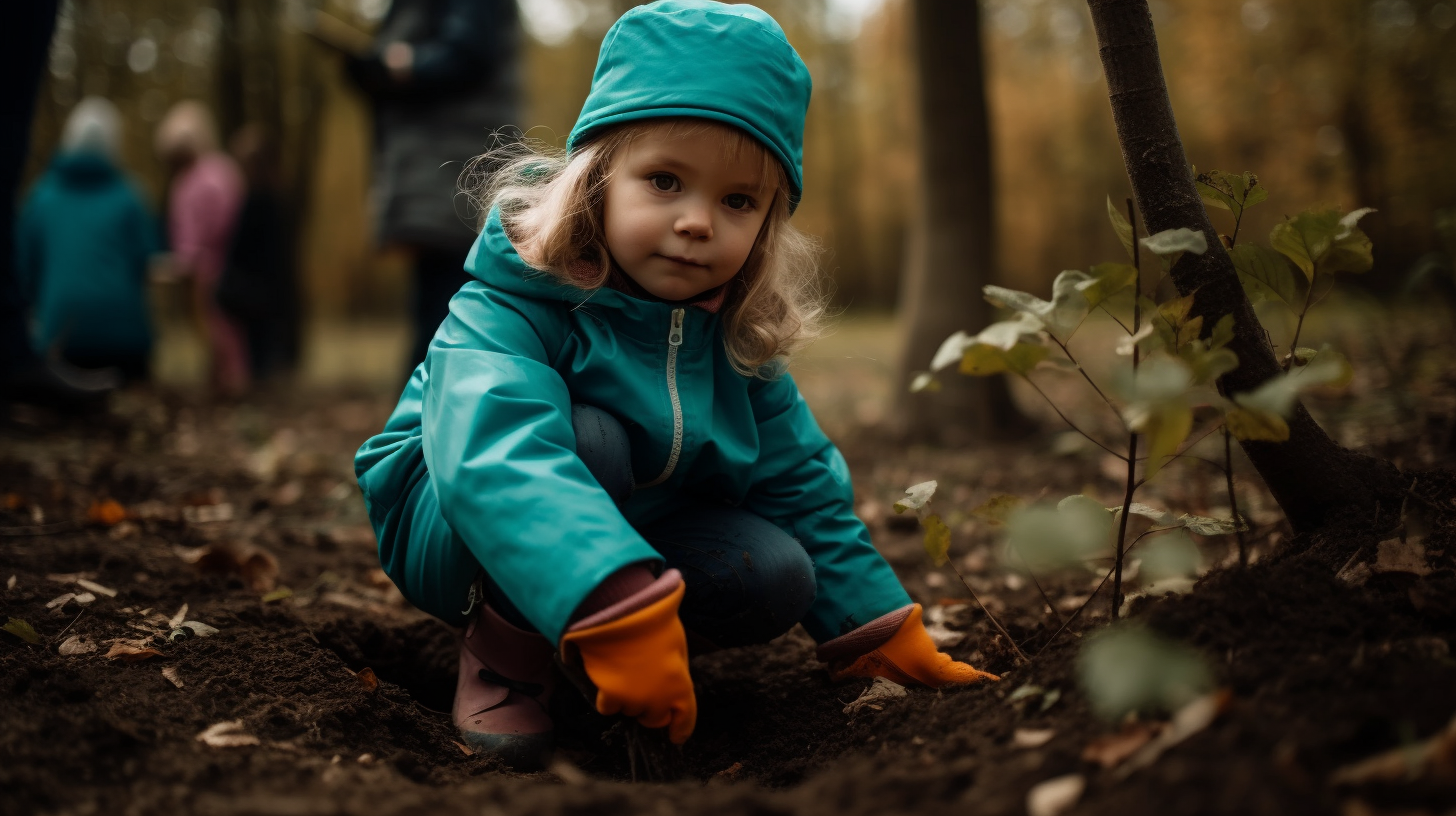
left=1098, top=304, right=1133, bottom=335
left=51, top=608, right=85, bottom=645
left=1048, top=336, right=1123, bottom=421
left=945, top=559, right=1030, bottom=664
left=1034, top=526, right=1173, bottom=657
left=1010, top=544, right=1065, bottom=628
left=1225, top=428, right=1249, bottom=567
left=1113, top=196, right=1142, bottom=623
left=1021, top=376, right=1128, bottom=461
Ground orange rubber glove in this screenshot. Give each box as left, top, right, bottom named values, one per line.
left=829, top=604, right=999, bottom=688
left=559, top=579, right=697, bottom=744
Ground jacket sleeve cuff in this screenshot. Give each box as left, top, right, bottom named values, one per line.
left=814, top=603, right=915, bottom=665
left=566, top=569, right=683, bottom=635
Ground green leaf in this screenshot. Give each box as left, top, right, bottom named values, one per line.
left=1178, top=514, right=1248, bottom=535
left=261, top=586, right=294, bottom=603
left=1181, top=344, right=1239, bottom=386
left=1111, top=502, right=1176, bottom=525
left=1230, top=244, right=1301, bottom=308
left=894, top=480, right=938, bottom=514
left=1225, top=405, right=1289, bottom=441
left=1294, top=345, right=1354, bottom=387
left=985, top=269, right=1095, bottom=341
left=1272, top=207, right=1373, bottom=282
left=1140, top=228, right=1209, bottom=271
left=4, top=617, right=40, bottom=645
left=1195, top=170, right=1268, bottom=219
left=1138, top=529, right=1202, bottom=584
left=1208, top=314, right=1235, bottom=350
left=1117, top=357, right=1196, bottom=477
left=1116, top=323, right=1160, bottom=357
left=1005, top=495, right=1115, bottom=572
left=909, top=372, right=940, bottom=393
left=1176, top=315, right=1205, bottom=350
left=1233, top=343, right=1352, bottom=419
left=1077, top=626, right=1215, bottom=721
left=1079, top=262, right=1139, bottom=308
left=1157, top=292, right=1196, bottom=329
left=971, top=493, right=1023, bottom=526
left=929, top=314, right=1047, bottom=376
left=923, top=513, right=951, bottom=567
left=1108, top=195, right=1136, bottom=261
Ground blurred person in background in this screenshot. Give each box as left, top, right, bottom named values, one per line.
left=1, top=0, right=115, bottom=409
left=220, top=123, right=300, bottom=383
left=345, top=0, right=521, bottom=375
left=155, top=101, right=249, bottom=397
left=15, top=97, right=159, bottom=383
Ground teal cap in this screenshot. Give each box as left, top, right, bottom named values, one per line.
left=566, top=1, right=812, bottom=207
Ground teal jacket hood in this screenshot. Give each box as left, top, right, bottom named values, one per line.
left=567, top=1, right=811, bottom=207
left=355, top=213, right=910, bottom=643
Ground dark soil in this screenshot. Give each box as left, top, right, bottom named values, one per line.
left=2, top=390, right=1454, bottom=816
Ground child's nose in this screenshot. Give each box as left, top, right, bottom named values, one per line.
left=674, top=201, right=713, bottom=241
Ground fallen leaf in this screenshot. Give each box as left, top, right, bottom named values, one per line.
left=46, top=593, right=77, bottom=609
left=177, top=543, right=279, bottom=592
left=105, top=643, right=163, bottom=661
left=844, top=677, right=908, bottom=715
left=714, top=761, right=744, bottom=782
left=47, top=571, right=97, bottom=583
left=549, top=759, right=588, bottom=785
left=1372, top=537, right=1431, bottom=577
left=75, top=578, right=117, bottom=598
left=452, top=740, right=474, bottom=757
left=58, top=635, right=97, bottom=655
left=162, top=666, right=184, bottom=688
left=1014, top=728, right=1056, bottom=749
left=1026, top=774, right=1085, bottom=816
left=924, top=620, right=965, bottom=649
left=1330, top=713, right=1456, bottom=786
left=1338, top=562, right=1372, bottom=587
left=3, top=618, right=40, bottom=645
left=87, top=499, right=128, bottom=526
left=180, top=621, right=219, bottom=637
left=355, top=667, right=379, bottom=692
left=6, top=575, right=15, bottom=590
left=182, top=503, right=234, bottom=524
left=261, top=586, right=293, bottom=603
left=1114, top=691, right=1230, bottom=779
left=168, top=604, right=189, bottom=628
left=1082, top=723, right=1159, bottom=769
left=356, top=753, right=375, bottom=765
left=197, top=720, right=260, bottom=748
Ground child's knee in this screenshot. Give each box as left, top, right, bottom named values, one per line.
left=570, top=404, right=633, bottom=504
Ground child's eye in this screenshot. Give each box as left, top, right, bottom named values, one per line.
left=723, top=193, right=754, bottom=211
left=649, top=174, right=680, bottom=192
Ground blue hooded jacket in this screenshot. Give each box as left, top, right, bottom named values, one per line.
left=354, top=0, right=911, bottom=643
left=16, top=151, right=158, bottom=359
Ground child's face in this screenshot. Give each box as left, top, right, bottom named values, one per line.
left=602, top=125, right=772, bottom=302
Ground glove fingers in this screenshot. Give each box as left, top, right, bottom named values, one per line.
left=668, top=703, right=696, bottom=745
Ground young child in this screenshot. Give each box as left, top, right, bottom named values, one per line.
left=355, top=0, right=996, bottom=772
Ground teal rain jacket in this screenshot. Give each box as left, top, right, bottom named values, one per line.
left=355, top=211, right=911, bottom=643
left=16, top=151, right=158, bottom=359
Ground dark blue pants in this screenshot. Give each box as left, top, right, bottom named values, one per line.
left=483, top=405, right=817, bottom=648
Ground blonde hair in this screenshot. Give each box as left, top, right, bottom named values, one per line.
left=465, top=120, right=824, bottom=377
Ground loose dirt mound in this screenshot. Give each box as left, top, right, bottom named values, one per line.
left=2, top=394, right=1453, bottom=816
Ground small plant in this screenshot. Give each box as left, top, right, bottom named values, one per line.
left=903, top=172, right=1374, bottom=654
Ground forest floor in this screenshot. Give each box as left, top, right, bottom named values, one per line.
left=3, top=308, right=1456, bottom=816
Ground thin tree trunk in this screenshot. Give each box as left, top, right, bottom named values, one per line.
left=896, top=0, right=1025, bottom=444
left=1084, top=0, right=1403, bottom=532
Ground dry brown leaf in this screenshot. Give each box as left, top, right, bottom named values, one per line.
left=452, top=740, right=474, bottom=757
left=162, top=666, right=184, bottom=688
left=1330, top=714, right=1456, bottom=786
left=714, top=761, right=745, bottom=782
left=1082, top=723, right=1159, bottom=769
left=1114, top=691, right=1230, bottom=779
left=106, top=643, right=163, bottom=661
left=355, top=667, right=379, bottom=692
left=843, top=677, right=907, bottom=715
left=177, top=543, right=279, bottom=592
left=45, top=593, right=76, bottom=609
left=1372, top=537, right=1431, bottom=577
left=57, top=635, right=97, bottom=655
left=197, top=720, right=259, bottom=748
left=75, top=578, right=116, bottom=598
left=1026, top=774, right=1085, bottom=816
left=168, top=604, right=189, bottom=628
left=1014, top=728, right=1056, bottom=749
left=87, top=499, right=128, bottom=526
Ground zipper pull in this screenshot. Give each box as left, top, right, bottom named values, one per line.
left=461, top=571, right=483, bottom=617
left=668, top=308, right=685, bottom=347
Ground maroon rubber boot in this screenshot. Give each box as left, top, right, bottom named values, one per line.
left=453, top=602, right=557, bottom=770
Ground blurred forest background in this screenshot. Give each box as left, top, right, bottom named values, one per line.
left=21, top=0, right=1456, bottom=387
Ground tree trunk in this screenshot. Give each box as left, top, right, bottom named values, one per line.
left=1084, top=0, right=1404, bottom=532
left=895, top=0, right=1025, bottom=444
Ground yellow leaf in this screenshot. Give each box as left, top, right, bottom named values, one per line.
left=1225, top=406, right=1289, bottom=442
left=971, top=494, right=1023, bottom=526
left=923, top=514, right=951, bottom=567
left=1140, top=400, right=1193, bottom=478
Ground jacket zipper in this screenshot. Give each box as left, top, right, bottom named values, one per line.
left=638, top=307, right=686, bottom=488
